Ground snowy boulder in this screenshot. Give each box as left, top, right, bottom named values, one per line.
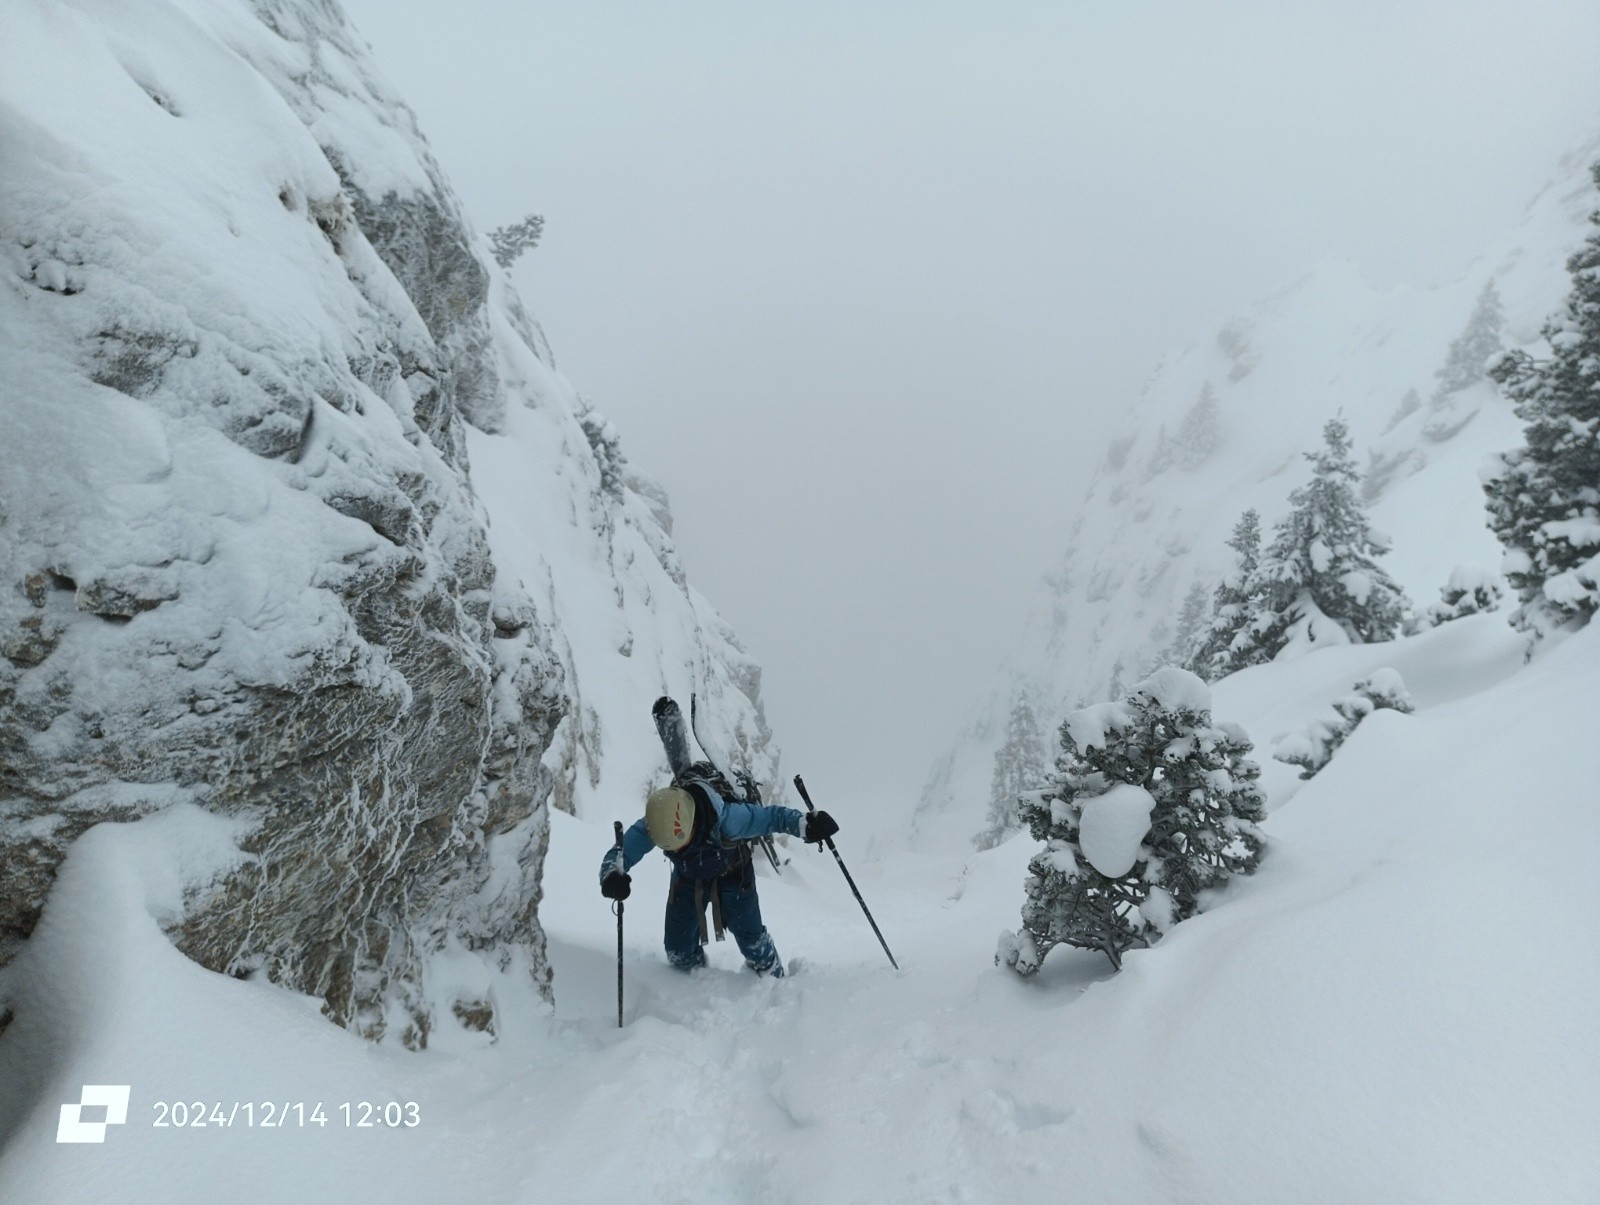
left=1077, top=783, right=1156, bottom=878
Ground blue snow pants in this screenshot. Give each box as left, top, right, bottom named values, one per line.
left=664, top=855, right=783, bottom=976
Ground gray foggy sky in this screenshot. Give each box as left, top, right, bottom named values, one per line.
left=343, top=0, right=1598, bottom=810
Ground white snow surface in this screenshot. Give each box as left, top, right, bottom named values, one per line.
left=3, top=613, right=1596, bottom=1202
left=1076, top=783, right=1155, bottom=878
left=915, top=131, right=1600, bottom=847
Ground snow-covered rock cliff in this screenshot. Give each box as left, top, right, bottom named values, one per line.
left=916, top=132, right=1600, bottom=850
left=0, top=0, right=776, bottom=1051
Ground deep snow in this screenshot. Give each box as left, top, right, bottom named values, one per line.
left=2, top=613, right=1596, bottom=1203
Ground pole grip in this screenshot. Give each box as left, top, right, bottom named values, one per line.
left=793, top=774, right=817, bottom=814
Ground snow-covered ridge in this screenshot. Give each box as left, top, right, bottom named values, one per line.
left=0, top=0, right=776, bottom=1057
left=916, top=131, right=1600, bottom=849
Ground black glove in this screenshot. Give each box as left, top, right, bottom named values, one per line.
left=601, top=869, right=631, bottom=901
left=802, top=811, right=839, bottom=844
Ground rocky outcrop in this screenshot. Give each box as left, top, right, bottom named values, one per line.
left=0, top=0, right=777, bottom=1046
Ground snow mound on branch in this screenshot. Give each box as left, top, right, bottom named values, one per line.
left=1130, top=665, right=1210, bottom=712
left=1077, top=783, right=1155, bottom=877
left=1063, top=701, right=1131, bottom=752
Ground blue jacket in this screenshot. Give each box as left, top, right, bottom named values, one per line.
left=599, top=783, right=803, bottom=882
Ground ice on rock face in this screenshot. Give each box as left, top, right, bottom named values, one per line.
left=1077, top=783, right=1156, bottom=878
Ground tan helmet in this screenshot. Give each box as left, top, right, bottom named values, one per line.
left=645, top=786, right=696, bottom=851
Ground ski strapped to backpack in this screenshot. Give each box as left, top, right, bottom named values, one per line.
left=690, top=692, right=785, bottom=876
left=652, top=694, right=784, bottom=876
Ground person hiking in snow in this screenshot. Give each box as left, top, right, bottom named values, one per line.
left=598, top=771, right=837, bottom=978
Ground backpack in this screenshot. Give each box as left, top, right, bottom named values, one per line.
left=665, top=764, right=754, bottom=881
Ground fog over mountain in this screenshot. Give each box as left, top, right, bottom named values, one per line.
left=344, top=0, right=1600, bottom=814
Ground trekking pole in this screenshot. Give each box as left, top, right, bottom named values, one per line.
left=612, top=820, right=625, bottom=1028
left=792, top=775, right=899, bottom=970
left=757, top=834, right=784, bottom=876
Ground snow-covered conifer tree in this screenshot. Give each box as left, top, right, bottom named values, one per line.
left=1434, top=281, right=1505, bottom=398
left=1148, top=385, right=1223, bottom=476
left=975, top=694, right=1048, bottom=850
left=1273, top=669, right=1415, bottom=779
left=1484, top=164, right=1600, bottom=635
left=1423, top=281, right=1505, bottom=443
left=998, top=668, right=1265, bottom=972
left=1162, top=580, right=1212, bottom=671
left=1233, top=418, right=1409, bottom=662
left=1189, top=509, right=1263, bottom=679
left=1382, top=388, right=1423, bottom=435
left=1422, top=565, right=1506, bottom=627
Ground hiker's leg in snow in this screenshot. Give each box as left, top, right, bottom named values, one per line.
left=720, top=860, right=783, bottom=976
left=662, top=873, right=707, bottom=970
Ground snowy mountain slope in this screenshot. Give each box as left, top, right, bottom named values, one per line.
left=916, top=133, right=1600, bottom=850
left=2, top=613, right=1594, bottom=1203
left=0, top=0, right=776, bottom=1071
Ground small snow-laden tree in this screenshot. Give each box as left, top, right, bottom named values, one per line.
left=1484, top=164, right=1600, bottom=637
left=1273, top=669, right=1416, bottom=779
left=1422, top=565, right=1507, bottom=628
left=1233, top=419, right=1409, bottom=663
left=975, top=693, right=1049, bottom=850
left=1161, top=580, right=1212, bottom=671
left=998, top=668, right=1266, bottom=973
left=1382, top=388, right=1424, bottom=435
left=1189, top=509, right=1263, bottom=679
left=1424, top=281, right=1506, bottom=443
left=488, top=212, right=544, bottom=269
left=1434, top=281, right=1506, bottom=399
left=1147, top=385, right=1223, bottom=476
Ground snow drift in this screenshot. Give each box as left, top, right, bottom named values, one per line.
left=2, top=609, right=1594, bottom=1202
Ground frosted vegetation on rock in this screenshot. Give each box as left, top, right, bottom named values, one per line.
left=487, top=213, right=544, bottom=270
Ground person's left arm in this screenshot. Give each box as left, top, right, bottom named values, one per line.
left=716, top=801, right=804, bottom=842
